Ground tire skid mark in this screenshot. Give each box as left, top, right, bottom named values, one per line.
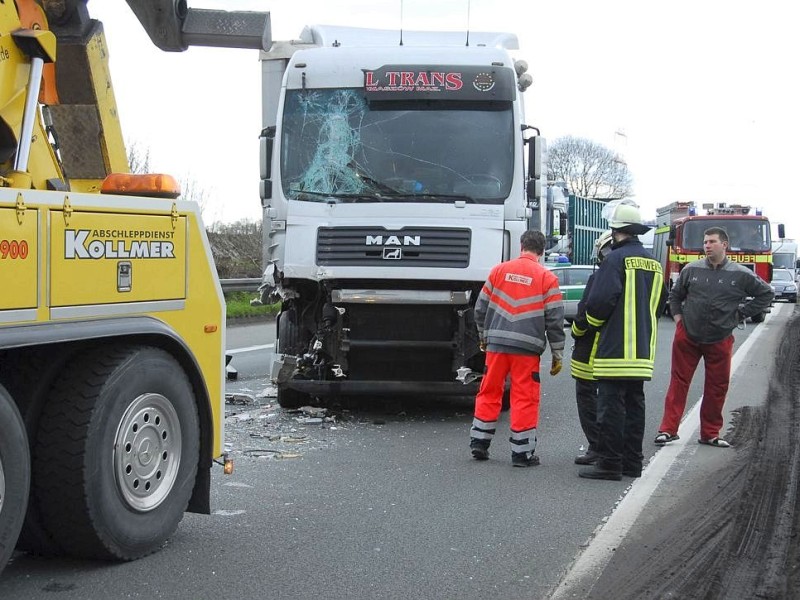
left=583, top=309, right=800, bottom=600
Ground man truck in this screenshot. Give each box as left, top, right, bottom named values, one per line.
left=0, top=0, right=269, bottom=573
left=256, top=25, right=545, bottom=407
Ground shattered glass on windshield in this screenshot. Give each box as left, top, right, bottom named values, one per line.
left=280, top=88, right=514, bottom=204
left=293, top=90, right=368, bottom=195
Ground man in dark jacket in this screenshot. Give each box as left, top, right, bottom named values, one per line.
left=469, top=230, right=566, bottom=467
left=654, top=226, right=774, bottom=448
left=571, top=230, right=613, bottom=465
left=574, top=201, right=666, bottom=480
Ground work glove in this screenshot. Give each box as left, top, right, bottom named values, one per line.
left=550, top=359, right=562, bottom=376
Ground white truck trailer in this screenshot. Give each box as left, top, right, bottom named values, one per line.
left=257, top=25, right=543, bottom=407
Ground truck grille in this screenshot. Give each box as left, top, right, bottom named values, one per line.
left=316, top=227, right=471, bottom=268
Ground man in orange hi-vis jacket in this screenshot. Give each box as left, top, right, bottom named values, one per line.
left=469, top=230, right=566, bottom=467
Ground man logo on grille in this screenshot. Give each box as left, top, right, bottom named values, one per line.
left=383, top=248, right=402, bottom=260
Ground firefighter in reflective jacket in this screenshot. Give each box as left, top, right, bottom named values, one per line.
left=571, top=229, right=614, bottom=466
left=573, top=201, right=667, bottom=480
left=469, top=230, right=566, bottom=467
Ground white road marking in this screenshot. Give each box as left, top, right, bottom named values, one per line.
left=550, top=302, right=791, bottom=599
left=227, top=343, right=274, bottom=355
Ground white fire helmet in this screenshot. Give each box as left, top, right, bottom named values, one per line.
left=602, top=199, right=651, bottom=235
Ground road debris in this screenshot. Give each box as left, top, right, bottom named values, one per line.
left=225, top=392, right=257, bottom=406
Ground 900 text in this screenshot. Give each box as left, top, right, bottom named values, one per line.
left=0, top=239, right=29, bottom=259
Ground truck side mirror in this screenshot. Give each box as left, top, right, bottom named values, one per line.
left=259, top=126, right=276, bottom=203
left=527, top=135, right=542, bottom=180
left=778, top=223, right=785, bottom=239
left=526, top=179, right=542, bottom=205
left=525, top=134, right=543, bottom=206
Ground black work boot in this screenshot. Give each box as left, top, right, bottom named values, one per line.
left=574, top=451, right=599, bottom=465
left=470, top=439, right=490, bottom=461
left=578, top=465, right=622, bottom=481
left=622, top=462, right=642, bottom=478
left=511, top=451, right=540, bottom=467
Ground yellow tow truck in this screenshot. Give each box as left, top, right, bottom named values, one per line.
left=0, top=0, right=270, bottom=571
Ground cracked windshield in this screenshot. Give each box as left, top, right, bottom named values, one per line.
left=281, top=89, right=514, bottom=203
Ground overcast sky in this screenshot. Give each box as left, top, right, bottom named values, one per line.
left=89, top=0, right=799, bottom=237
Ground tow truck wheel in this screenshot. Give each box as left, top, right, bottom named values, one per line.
left=3, top=349, right=68, bottom=557
left=32, top=345, right=199, bottom=560
left=276, top=309, right=310, bottom=409
left=0, top=384, right=30, bottom=574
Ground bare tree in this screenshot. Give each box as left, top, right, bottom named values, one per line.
left=127, top=142, right=209, bottom=215
left=178, top=175, right=209, bottom=216
left=207, top=219, right=263, bottom=278
left=546, top=136, right=633, bottom=200
left=127, top=141, right=151, bottom=174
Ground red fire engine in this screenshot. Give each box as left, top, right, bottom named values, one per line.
left=652, top=201, right=773, bottom=322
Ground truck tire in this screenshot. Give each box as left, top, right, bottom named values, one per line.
left=3, top=349, right=68, bottom=557
left=32, top=345, right=200, bottom=560
left=0, top=384, right=30, bottom=574
left=276, top=309, right=309, bottom=409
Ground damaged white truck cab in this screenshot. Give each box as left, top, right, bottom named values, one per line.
left=258, top=25, right=544, bottom=407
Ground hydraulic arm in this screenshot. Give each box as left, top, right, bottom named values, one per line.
left=0, top=0, right=270, bottom=192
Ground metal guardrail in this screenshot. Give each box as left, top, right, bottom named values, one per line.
left=220, top=278, right=261, bottom=293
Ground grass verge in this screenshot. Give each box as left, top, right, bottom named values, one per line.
left=225, top=291, right=279, bottom=320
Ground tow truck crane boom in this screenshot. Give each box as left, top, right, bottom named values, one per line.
left=4, top=1, right=270, bottom=193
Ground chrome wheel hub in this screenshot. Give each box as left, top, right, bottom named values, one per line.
left=114, top=393, right=182, bottom=512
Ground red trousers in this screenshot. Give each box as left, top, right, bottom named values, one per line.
left=474, top=351, right=540, bottom=432
left=658, top=321, right=734, bottom=440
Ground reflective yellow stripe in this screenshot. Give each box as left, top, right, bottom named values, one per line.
left=624, top=265, right=635, bottom=360
left=594, top=358, right=656, bottom=366
left=586, top=313, right=604, bottom=328
left=571, top=360, right=595, bottom=380
left=593, top=360, right=655, bottom=378
left=670, top=251, right=773, bottom=264
left=726, top=254, right=773, bottom=264
left=649, top=271, right=664, bottom=360
left=571, top=322, right=587, bottom=336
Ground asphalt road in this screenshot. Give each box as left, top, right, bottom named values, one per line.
left=566, top=301, right=800, bottom=599
left=0, top=309, right=787, bottom=599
